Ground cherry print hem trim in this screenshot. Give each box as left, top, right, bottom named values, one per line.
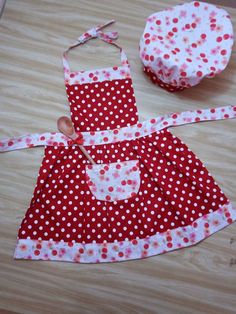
left=13, top=201, right=236, bottom=263
left=1, top=105, right=235, bottom=152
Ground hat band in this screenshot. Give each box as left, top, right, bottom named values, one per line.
left=143, top=67, right=186, bottom=93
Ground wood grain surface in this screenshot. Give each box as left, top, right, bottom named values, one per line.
left=0, top=1, right=236, bottom=313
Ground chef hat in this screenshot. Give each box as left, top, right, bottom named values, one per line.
left=139, top=1, right=234, bottom=92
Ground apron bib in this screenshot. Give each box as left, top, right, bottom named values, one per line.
left=0, top=21, right=236, bottom=264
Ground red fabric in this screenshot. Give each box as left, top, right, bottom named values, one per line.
left=18, top=128, right=228, bottom=244
left=66, top=77, right=139, bottom=132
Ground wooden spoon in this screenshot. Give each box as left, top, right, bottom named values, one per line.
left=57, top=116, right=96, bottom=165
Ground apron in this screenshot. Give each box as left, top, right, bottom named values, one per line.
left=0, top=21, right=236, bottom=264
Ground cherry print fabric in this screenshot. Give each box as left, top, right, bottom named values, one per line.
left=139, top=1, right=234, bottom=91
left=85, top=159, right=140, bottom=202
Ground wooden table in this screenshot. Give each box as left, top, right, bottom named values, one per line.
left=0, top=1, right=235, bottom=313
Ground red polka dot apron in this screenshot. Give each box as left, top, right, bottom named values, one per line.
left=1, top=20, right=236, bottom=263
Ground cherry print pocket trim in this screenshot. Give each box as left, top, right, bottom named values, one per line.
left=85, top=159, right=140, bottom=202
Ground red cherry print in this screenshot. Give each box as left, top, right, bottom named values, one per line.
left=183, top=237, right=189, bottom=243
left=34, top=250, right=40, bottom=256
left=180, top=71, right=187, bottom=77
left=144, top=33, right=150, bottom=38
left=158, top=35, right=163, bottom=40
left=145, top=55, right=149, bottom=61
left=185, top=23, right=190, bottom=29
left=108, top=186, right=114, bottom=192
left=191, top=43, right=197, bottom=48
left=173, top=18, right=178, bottom=23
left=52, top=250, right=57, bottom=256
left=102, top=247, right=108, bottom=253
left=191, top=23, right=196, bottom=29
left=79, top=248, right=84, bottom=253
left=156, top=20, right=161, bottom=25
left=167, top=243, right=173, bottom=248
left=100, top=169, right=105, bottom=175
left=70, top=73, right=75, bottom=78
left=172, top=27, right=178, bottom=33
left=116, top=164, right=121, bottom=169
left=210, top=108, right=216, bottom=113
left=145, top=39, right=150, bottom=44
left=150, top=55, right=154, bottom=61
left=223, top=34, right=230, bottom=40
left=164, top=54, right=170, bottom=59
left=113, top=66, right=118, bottom=70
left=168, top=31, right=174, bottom=37
left=36, top=244, right=42, bottom=249
left=197, top=71, right=203, bottom=77
left=106, top=195, right=111, bottom=201
left=200, top=53, right=206, bottom=58
left=204, top=223, right=209, bottom=228
left=101, top=254, right=107, bottom=259
left=201, top=34, right=207, bottom=39
left=118, top=252, right=124, bottom=257
left=194, top=1, right=200, bottom=7
left=89, top=73, right=94, bottom=78
left=121, top=180, right=126, bottom=185
left=221, top=49, right=227, bottom=56
left=203, top=58, right=208, bottom=63
left=144, top=243, right=149, bottom=249
left=217, top=36, right=222, bottom=42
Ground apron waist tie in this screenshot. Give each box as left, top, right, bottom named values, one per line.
left=0, top=105, right=235, bottom=152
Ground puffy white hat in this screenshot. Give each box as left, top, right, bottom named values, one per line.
left=139, top=1, right=234, bottom=92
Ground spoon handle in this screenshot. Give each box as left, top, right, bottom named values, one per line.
left=79, top=145, right=96, bottom=165
left=57, top=116, right=96, bottom=165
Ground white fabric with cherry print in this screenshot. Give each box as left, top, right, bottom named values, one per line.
left=62, top=20, right=131, bottom=85
left=86, top=160, right=140, bottom=202
left=139, top=1, right=234, bottom=91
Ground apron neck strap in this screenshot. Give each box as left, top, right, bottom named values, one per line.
left=62, top=20, right=129, bottom=75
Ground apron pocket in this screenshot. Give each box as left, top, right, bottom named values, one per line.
left=85, top=159, right=140, bottom=202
